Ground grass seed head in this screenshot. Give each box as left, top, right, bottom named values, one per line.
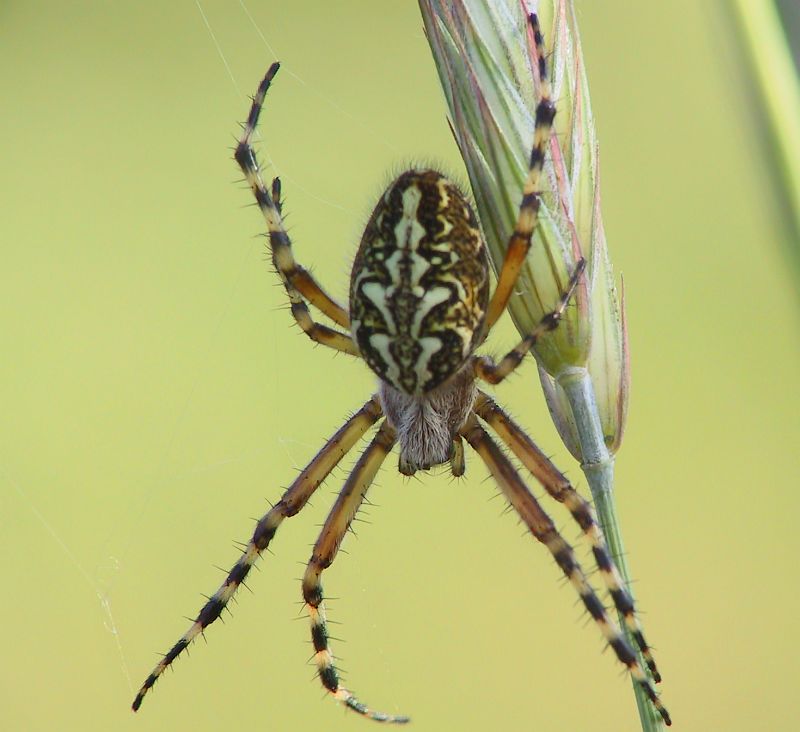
left=420, top=0, right=630, bottom=454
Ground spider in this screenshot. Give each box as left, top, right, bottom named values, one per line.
left=133, top=14, right=669, bottom=726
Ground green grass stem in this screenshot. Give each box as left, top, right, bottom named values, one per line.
left=559, top=368, right=663, bottom=731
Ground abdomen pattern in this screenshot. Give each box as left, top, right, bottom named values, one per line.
left=350, top=169, right=490, bottom=396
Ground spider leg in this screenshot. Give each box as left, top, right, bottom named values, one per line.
left=302, top=422, right=409, bottom=724
left=450, top=435, right=466, bottom=477
left=475, top=258, right=585, bottom=385
left=459, top=415, right=671, bottom=726
left=132, top=395, right=383, bottom=712
left=473, top=390, right=662, bottom=683
left=267, top=174, right=349, bottom=326
left=235, top=63, right=356, bottom=353
left=485, top=14, right=561, bottom=330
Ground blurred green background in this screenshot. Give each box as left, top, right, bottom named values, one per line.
left=2, top=2, right=798, bottom=731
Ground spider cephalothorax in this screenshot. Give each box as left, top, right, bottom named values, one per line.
left=133, top=14, right=670, bottom=727
left=350, top=169, right=489, bottom=473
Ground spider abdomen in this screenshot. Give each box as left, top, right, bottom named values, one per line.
left=350, top=169, right=490, bottom=396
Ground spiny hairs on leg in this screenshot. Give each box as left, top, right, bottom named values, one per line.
left=474, top=258, right=585, bottom=385
left=234, top=62, right=356, bottom=352
left=302, top=423, right=410, bottom=724
left=460, top=416, right=671, bottom=726
left=485, top=12, right=558, bottom=328
left=473, top=391, right=661, bottom=683
left=132, top=397, right=383, bottom=712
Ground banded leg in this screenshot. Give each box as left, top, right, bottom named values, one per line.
left=132, top=395, right=383, bottom=712
left=485, top=13, right=560, bottom=329
left=302, top=422, right=409, bottom=724
left=234, top=63, right=356, bottom=353
left=475, top=258, right=585, bottom=385
left=460, top=415, right=671, bottom=726
left=473, top=391, right=661, bottom=682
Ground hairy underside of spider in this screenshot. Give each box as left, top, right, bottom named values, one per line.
left=132, top=14, right=669, bottom=727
